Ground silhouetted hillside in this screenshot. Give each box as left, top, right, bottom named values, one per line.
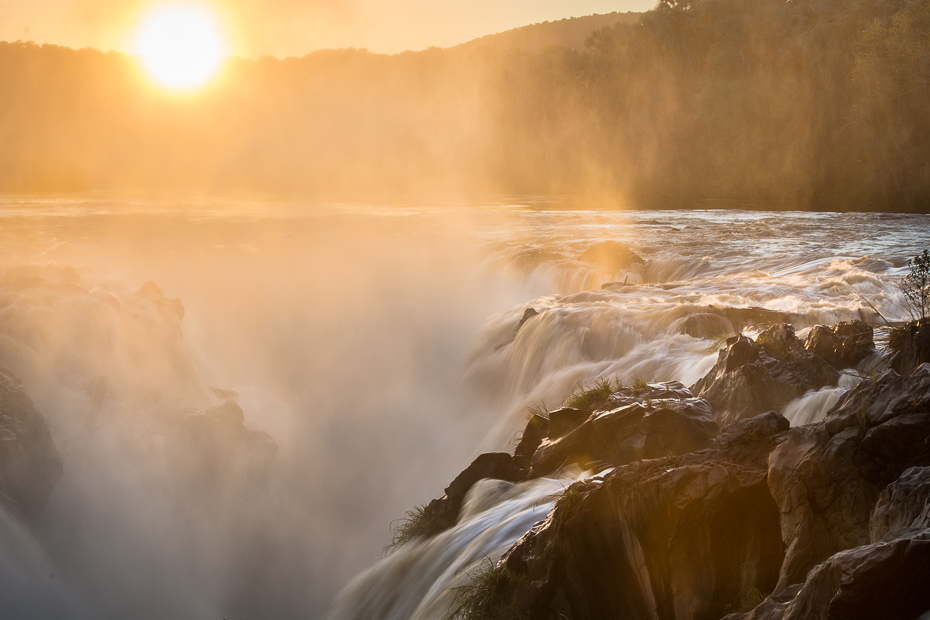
left=454, top=12, right=642, bottom=53
left=1, top=0, right=929, bottom=211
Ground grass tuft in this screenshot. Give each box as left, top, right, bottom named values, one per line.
left=564, top=377, right=619, bottom=411
left=447, top=559, right=531, bottom=620
left=630, top=376, right=651, bottom=395
left=388, top=504, right=437, bottom=551
left=703, top=331, right=735, bottom=355
left=526, top=401, right=551, bottom=420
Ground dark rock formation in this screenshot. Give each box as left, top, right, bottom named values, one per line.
left=530, top=394, right=719, bottom=478
left=675, top=312, right=736, bottom=339
left=767, top=365, right=930, bottom=591
left=804, top=320, right=874, bottom=369
left=419, top=452, right=527, bottom=537
left=890, top=320, right=930, bottom=376
left=578, top=241, right=644, bottom=272
left=499, top=412, right=790, bottom=620
left=724, top=534, right=930, bottom=620
left=691, top=325, right=839, bottom=428
left=546, top=407, right=586, bottom=440
left=0, top=368, right=63, bottom=523
left=513, top=414, right=549, bottom=468
left=870, top=466, right=930, bottom=541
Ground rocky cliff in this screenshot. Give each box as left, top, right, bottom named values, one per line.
left=395, top=321, right=930, bottom=620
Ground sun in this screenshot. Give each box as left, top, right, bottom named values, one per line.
left=135, top=4, right=225, bottom=91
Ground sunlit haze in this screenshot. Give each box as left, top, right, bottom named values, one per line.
left=135, top=4, right=224, bottom=89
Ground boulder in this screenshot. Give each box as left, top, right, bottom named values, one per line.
left=675, top=312, right=735, bottom=339
left=692, top=326, right=839, bottom=428
left=890, top=320, right=930, bottom=376
left=578, top=241, right=644, bottom=272
left=0, top=368, right=63, bottom=524
left=419, top=452, right=526, bottom=537
left=498, top=412, right=790, bottom=620
left=804, top=320, right=874, bottom=369
left=767, top=365, right=930, bottom=591
left=513, top=414, right=549, bottom=468
left=546, top=407, right=587, bottom=440
left=870, top=466, right=930, bottom=542
left=725, top=533, right=930, bottom=620
left=530, top=395, right=719, bottom=478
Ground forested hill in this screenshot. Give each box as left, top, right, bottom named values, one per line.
left=454, top=12, right=642, bottom=53
left=1, top=0, right=929, bottom=211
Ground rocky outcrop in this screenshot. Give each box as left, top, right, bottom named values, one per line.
left=578, top=241, right=644, bottom=272
left=870, top=466, right=930, bottom=541
left=691, top=325, right=839, bottom=428
left=804, top=320, right=874, bottom=368
left=498, top=413, right=790, bottom=620
left=723, top=533, right=930, bottom=620
left=530, top=387, right=719, bottom=477
left=0, top=368, right=63, bottom=524
left=890, top=320, right=930, bottom=376
left=418, top=452, right=527, bottom=537
left=766, top=365, right=930, bottom=591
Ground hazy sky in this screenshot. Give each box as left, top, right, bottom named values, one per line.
left=0, top=0, right=655, bottom=58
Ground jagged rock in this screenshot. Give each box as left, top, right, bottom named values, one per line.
left=0, top=368, right=63, bottom=523
left=870, top=466, right=930, bottom=542
left=513, top=414, right=549, bottom=468
left=419, top=452, right=526, bottom=537
left=530, top=395, right=718, bottom=478
left=725, top=532, right=930, bottom=620
left=500, top=412, right=790, bottom=620
left=546, top=407, right=586, bottom=440
left=767, top=365, right=930, bottom=591
left=675, top=312, right=735, bottom=339
left=691, top=326, right=839, bottom=428
left=804, top=320, right=874, bottom=369
left=890, top=320, right=930, bottom=376
left=578, top=241, right=644, bottom=272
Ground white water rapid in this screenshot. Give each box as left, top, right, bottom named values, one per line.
left=0, top=198, right=926, bottom=619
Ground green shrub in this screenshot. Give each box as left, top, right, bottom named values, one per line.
left=564, top=377, right=619, bottom=411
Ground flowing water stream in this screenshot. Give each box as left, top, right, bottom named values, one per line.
left=0, top=197, right=926, bottom=618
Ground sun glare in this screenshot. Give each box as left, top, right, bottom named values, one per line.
left=136, top=4, right=225, bottom=90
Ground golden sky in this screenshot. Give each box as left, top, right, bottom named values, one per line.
left=0, top=0, right=655, bottom=58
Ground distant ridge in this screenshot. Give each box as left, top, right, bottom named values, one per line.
left=453, top=11, right=642, bottom=53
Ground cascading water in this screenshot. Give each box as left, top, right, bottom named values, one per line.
left=0, top=198, right=926, bottom=619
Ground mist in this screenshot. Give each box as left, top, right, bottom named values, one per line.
left=0, top=201, right=545, bottom=617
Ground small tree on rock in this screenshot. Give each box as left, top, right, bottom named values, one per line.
left=901, top=249, right=930, bottom=321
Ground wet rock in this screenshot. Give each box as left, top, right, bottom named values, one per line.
left=804, top=320, right=874, bottom=369
left=530, top=392, right=718, bottom=478
left=501, top=412, right=789, bottom=620
left=0, top=368, right=63, bottom=524
left=675, top=312, right=735, bottom=339
left=578, top=241, right=644, bottom=272
left=870, top=466, right=930, bottom=542
left=419, top=452, right=526, bottom=537
left=546, top=407, right=586, bottom=440
left=767, top=365, right=930, bottom=591
left=691, top=326, right=839, bottom=428
left=728, top=533, right=930, bottom=620
left=890, top=320, right=930, bottom=376
left=513, top=414, right=549, bottom=468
